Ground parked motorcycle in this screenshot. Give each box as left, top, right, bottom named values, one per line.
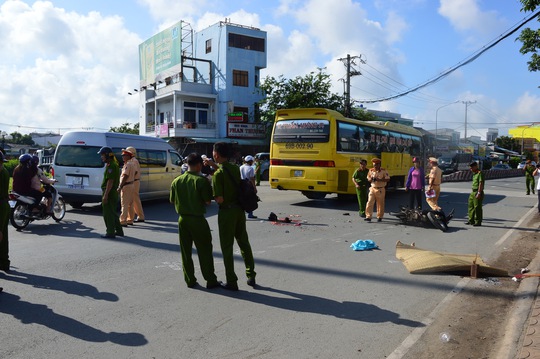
left=9, top=183, right=66, bottom=230
left=390, top=205, right=454, bottom=232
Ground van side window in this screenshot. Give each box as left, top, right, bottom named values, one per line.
left=139, top=150, right=167, bottom=167
left=169, top=151, right=182, bottom=166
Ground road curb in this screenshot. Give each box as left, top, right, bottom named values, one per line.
left=497, top=216, right=540, bottom=359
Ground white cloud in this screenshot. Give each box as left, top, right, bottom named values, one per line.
left=0, top=0, right=141, bottom=133
left=438, top=0, right=506, bottom=47
left=513, top=92, right=540, bottom=123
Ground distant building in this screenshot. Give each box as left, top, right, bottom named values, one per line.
left=367, top=109, right=414, bottom=127
left=486, top=128, right=498, bottom=143
left=136, top=20, right=267, bottom=155
left=508, top=124, right=540, bottom=154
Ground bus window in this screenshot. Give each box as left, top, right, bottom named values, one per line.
left=363, top=126, right=378, bottom=153
left=388, top=132, right=401, bottom=153
left=410, top=136, right=422, bottom=156
left=272, top=119, right=330, bottom=143
left=376, top=129, right=390, bottom=152
left=337, top=122, right=360, bottom=152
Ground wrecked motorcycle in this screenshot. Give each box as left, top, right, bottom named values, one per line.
left=390, top=205, right=454, bottom=232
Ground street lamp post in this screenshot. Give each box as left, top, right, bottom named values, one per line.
left=435, top=101, right=460, bottom=154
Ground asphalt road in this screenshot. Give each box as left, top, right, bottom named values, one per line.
left=0, top=176, right=534, bottom=359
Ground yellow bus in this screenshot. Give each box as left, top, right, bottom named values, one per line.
left=269, top=108, right=424, bottom=199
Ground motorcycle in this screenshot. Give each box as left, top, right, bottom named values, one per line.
left=8, top=182, right=66, bottom=230
left=390, top=205, right=454, bottom=232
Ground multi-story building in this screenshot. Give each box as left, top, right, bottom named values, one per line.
left=136, top=20, right=267, bottom=156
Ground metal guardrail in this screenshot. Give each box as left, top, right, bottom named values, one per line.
left=443, top=169, right=524, bottom=182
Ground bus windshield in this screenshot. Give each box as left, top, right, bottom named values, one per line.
left=272, top=119, right=330, bottom=143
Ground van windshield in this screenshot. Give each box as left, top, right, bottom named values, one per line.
left=55, top=145, right=104, bottom=168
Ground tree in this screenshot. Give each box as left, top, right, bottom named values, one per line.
left=257, top=68, right=375, bottom=131
left=517, top=0, right=540, bottom=73
left=109, top=122, right=139, bottom=134
left=258, top=68, right=344, bottom=123
left=495, top=136, right=521, bottom=152
left=9, top=132, right=35, bottom=145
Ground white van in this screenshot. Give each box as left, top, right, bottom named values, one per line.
left=51, top=131, right=183, bottom=208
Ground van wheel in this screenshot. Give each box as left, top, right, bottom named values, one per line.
left=70, top=201, right=84, bottom=209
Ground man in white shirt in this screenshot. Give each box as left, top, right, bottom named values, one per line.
left=240, top=155, right=258, bottom=219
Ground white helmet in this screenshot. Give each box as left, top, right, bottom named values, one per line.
left=244, top=155, right=254, bottom=162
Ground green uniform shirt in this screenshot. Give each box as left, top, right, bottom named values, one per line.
left=170, top=171, right=212, bottom=215
left=101, top=160, right=120, bottom=192
left=0, top=166, right=8, bottom=200
left=472, top=171, right=485, bottom=192
left=352, top=168, right=369, bottom=187
left=525, top=165, right=535, bottom=178
left=212, top=161, right=240, bottom=206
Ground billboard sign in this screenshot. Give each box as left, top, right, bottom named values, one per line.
left=227, top=123, right=266, bottom=138
left=139, top=21, right=182, bottom=86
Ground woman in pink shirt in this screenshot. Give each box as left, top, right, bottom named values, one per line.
left=405, top=157, right=425, bottom=210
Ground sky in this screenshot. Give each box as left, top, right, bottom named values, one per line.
left=0, top=0, right=539, bottom=140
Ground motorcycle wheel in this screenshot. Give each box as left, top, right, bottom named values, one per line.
left=427, top=211, right=448, bottom=232
left=52, top=197, right=66, bottom=222
left=10, top=203, right=31, bottom=230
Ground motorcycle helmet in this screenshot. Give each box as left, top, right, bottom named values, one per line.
left=97, top=146, right=114, bottom=156
left=19, top=153, right=32, bottom=164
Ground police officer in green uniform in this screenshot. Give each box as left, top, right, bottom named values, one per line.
left=170, top=153, right=220, bottom=289
left=0, top=151, right=10, bottom=277
left=210, top=142, right=256, bottom=291
left=467, top=161, right=485, bottom=227
left=98, top=146, right=123, bottom=238
left=525, top=160, right=536, bottom=195
left=352, top=159, right=369, bottom=217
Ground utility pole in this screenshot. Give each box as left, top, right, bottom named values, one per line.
left=462, top=100, right=476, bottom=140
left=338, top=54, right=364, bottom=117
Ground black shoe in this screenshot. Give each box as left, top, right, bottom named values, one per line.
left=187, top=281, right=199, bottom=288
left=134, top=218, right=145, bottom=223
left=220, top=282, right=239, bottom=291
left=465, top=221, right=472, bottom=225
left=377, top=218, right=382, bottom=222
left=115, top=232, right=124, bottom=237
left=473, top=223, right=481, bottom=227
left=101, top=234, right=116, bottom=239
left=364, top=218, right=371, bottom=222
left=0, top=265, right=10, bottom=273
left=206, top=281, right=221, bottom=289
left=247, top=277, right=256, bottom=287
left=121, top=224, right=128, bottom=227
left=360, top=214, right=366, bottom=218
left=248, top=215, right=258, bottom=219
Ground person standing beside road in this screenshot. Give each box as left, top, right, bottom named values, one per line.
left=525, top=160, right=536, bottom=195
left=170, top=153, right=220, bottom=289
left=405, top=157, right=425, bottom=210
left=352, top=159, right=369, bottom=217
left=0, top=151, right=10, bottom=275
left=240, top=155, right=258, bottom=219
left=254, top=156, right=261, bottom=186
left=534, top=164, right=540, bottom=213
left=98, top=147, right=123, bottom=239
left=211, top=142, right=256, bottom=290
left=125, top=146, right=145, bottom=223
left=466, top=161, right=485, bottom=226
left=364, top=158, right=390, bottom=222
left=426, top=157, right=443, bottom=211
left=118, top=149, right=136, bottom=227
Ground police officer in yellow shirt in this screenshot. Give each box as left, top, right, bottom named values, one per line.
left=364, top=158, right=390, bottom=222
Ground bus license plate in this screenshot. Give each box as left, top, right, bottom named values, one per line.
left=294, top=170, right=303, bottom=177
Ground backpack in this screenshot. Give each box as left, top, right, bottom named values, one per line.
left=223, top=166, right=260, bottom=212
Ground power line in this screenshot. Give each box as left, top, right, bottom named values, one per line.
left=355, top=9, right=540, bottom=103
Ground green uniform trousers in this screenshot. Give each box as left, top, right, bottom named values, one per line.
left=526, top=176, right=535, bottom=195
left=0, top=199, right=10, bottom=269
left=355, top=186, right=368, bottom=216
left=218, top=206, right=256, bottom=284
left=102, top=191, right=123, bottom=236
left=467, top=191, right=484, bottom=225
left=178, top=214, right=218, bottom=286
